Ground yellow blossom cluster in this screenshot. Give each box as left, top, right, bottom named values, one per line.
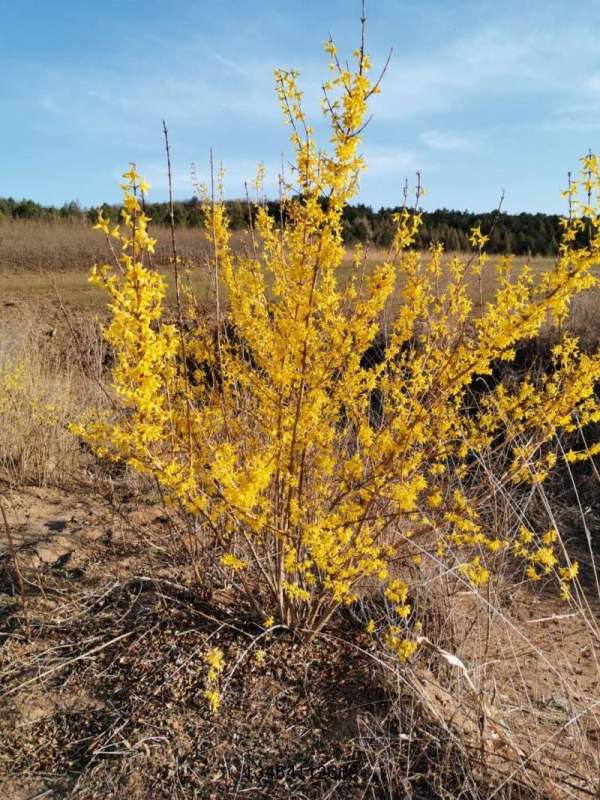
left=203, top=646, right=225, bottom=713
left=0, top=358, right=25, bottom=414
left=513, top=527, right=578, bottom=598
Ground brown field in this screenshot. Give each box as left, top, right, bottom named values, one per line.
left=0, top=219, right=216, bottom=272
left=1, top=220, right=600, bottom=799
left=0, top=216, right=564, bottom=313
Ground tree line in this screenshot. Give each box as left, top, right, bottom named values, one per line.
left=0, top=195, right=564, bottom=256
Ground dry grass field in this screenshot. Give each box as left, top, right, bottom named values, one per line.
left=1, top=217, right=600, bottom=800
left=0, top=217, right=565, bottom=313
left=0, top=219, right=216, bottom=272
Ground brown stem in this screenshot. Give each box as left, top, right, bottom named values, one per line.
left=0, top=498, right=26, bottom=610
left=163, top=120, right=194, bottom=467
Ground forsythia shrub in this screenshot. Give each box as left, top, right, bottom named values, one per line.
left=73, top=36, right=600, bottom=655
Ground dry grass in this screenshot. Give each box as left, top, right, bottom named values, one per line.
left=0, top=217, right=563, bottom=319
left=0, top=314, right=107, bottom=487
left=0, top=219, right=226, bottom=313
left=0, top=267, right=215, bottom=314
left=0, top=219, right=218, bottom=272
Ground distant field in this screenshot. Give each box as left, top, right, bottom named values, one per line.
left=0, top=219, right=226, bottom=312
left=3, top=219, right=600, bottom=342
left=0, top=218, right=561, bottom=311
left=0, top=217, right=557, bottom=274
left=0, top=219, right=217, bottom=272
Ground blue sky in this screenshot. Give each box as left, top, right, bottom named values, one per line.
left=2, top=0, right=600, bottom=213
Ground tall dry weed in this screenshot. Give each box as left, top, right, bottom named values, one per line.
left=0, top=318, right=106, bottom=486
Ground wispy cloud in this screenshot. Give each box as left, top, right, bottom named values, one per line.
left=586, top=74, right=600, bottom=94
left=136, top=156, right=284, bottom=200
left=370, top=22, right=600, bottom=123
left=39, top=93, right=62, bottom=114
left=35, top=66, right=279, bottom=134
left=420, top=130, right=475, bottom=152
left=542, top=70, right=600, bottom=132
left=363, top=146, right=419, bottom=176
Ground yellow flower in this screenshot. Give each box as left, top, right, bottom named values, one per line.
left=460, top=556, right=489, bottom=587
left=203, top=688, right=221, bottom=714
left=220, top=553, right=247, bottom=570
left=204, top=647, right=224, bottom=675
left=253, top=649, right=267, bottom=667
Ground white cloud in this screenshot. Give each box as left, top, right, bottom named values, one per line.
left=32, top=47, right=287, bottom=148
left=586, top=74, right=600, bottom=93
left=135, top=156, right=284, bottom=200
left=363, top=146, right=419, bottom=176
left=420, top=129, right=473, bottom=151
left=369, top=23, right=600, bottom=122
left=39, top=93, right=62, bottom=114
